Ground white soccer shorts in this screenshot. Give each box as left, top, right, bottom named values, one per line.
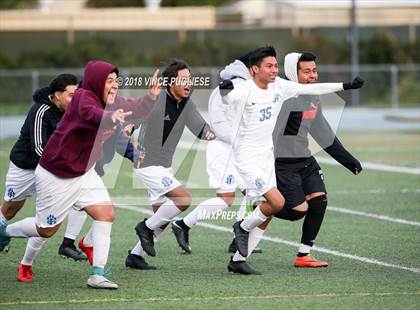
left=35, top=165, right=111, bottom=228
left=134, top=165, right=181, bottom=205
left=3, top=162, right=35, bottom=202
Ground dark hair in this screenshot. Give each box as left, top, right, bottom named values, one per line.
left=248, top=46, right=277, bottom=67
left=162, top=59, right=190, bottom=86
left=49, top=74, right=78, bottom=94
left=297, top=52, right=317, bottom=70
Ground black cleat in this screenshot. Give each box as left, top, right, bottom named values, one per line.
left=233, top=221, right=249, bottom=257
left=58, top=244, right=88, bottom=261
left=135, top=219, right=156, bottom=257
left=228, top=238, right=262, bottom=254
left=171, top=221, right=191, bottom=254
left=227, top=256, right=262, bottom=275
left=125, top=251, right=157, bottom=270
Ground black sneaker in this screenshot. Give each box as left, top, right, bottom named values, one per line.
left=228, top=238, right=262, bottom=254
left=125, top=251, right=156, bottom=270
left=227, top=256, right=262, bottom=275
left=232, top=221, right=249, bottom=257
left=171, top=221, right=191, bottom=254
left=58, top=244, right=88, bottom=261
left=135, top=219, right=156, bottom=257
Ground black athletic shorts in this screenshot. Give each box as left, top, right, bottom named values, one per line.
left=275, top=158, right=326, bottom=209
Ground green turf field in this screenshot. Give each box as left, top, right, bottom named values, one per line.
left=0, top=130, right=419, bottom=310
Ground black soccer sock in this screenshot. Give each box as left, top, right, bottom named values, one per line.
left=61, top=237, right=75, bottom=246
left=300, top=195, right=328, bottom=251
left=176, top=219, right=190, bottom=231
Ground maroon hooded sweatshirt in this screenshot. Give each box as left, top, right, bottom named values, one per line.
left=39, top=60, right=155, bottom=178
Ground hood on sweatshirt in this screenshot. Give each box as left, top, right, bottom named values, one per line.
left=82, top=60, right=119, bottom=105
left=220, top=59, right=251, bottom=81
left=32, top=86, right=54, bottom=106
left=284, top=52, right=302, bottom=83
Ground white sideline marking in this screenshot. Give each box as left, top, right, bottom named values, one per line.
left=115, top=204, right=420, bottom=274
left=329, top=206, right=420, bottom=227
left=176, top=141, right=420, bottom=175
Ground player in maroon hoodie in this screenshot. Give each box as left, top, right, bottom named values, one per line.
left=0, top=60, right=160, bottom=289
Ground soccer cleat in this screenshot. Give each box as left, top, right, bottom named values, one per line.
left=171, top=221, right=191, bottom=254
left=125, top=251, right=157, bottom=270
left=228, top=238, right=262, bottom=254
left=78, top=238, right=93, bottom=265
left=0, top=219, right=11, bottom=252
left=227, top=257, right=261, bottom=275
left=87, top=274, right=118, bottom=289
left=18, top=263, right=33, bottom=282
left=135, top=219, right=156, bottom=257
left=59, top=244, right=88, bottom=261
left=232, top=221, right=249, bottom=257
left=294, top=255, right=329, bottom=268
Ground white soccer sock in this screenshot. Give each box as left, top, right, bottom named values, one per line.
left=0, top=209, right=7, bottom=223
left=240, top=206, right=268, bottom=232
left=6, top=217, right=40, bottom=238
left=298, top=243, right=312, bottom=254
left=131, top=241, right=146, bottom=257
left=236, top=197, right=247, bottom=220
left=145, top=200, right=181, bottom=230
left=64, top=209, right=87, bottom=240
left=154, top=227, right=164, bottom=240
left=83, top=226, right=93, bottom=247
left=21, top=237, right=47, bottom=266
left=231, top=227, right=265, bottom=262
left=91, top=220, right=112, bottom=269
left=183, top=197, right=228, bottom=228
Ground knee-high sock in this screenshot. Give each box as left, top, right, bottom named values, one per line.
left=21, top=237, right=47, bottom=266
left=91, top=221, right=112, bottom=269
left=146, top=200, right=181, bottom=230
left=131, top=241, right=146, bottom=257
left=0, top=209, right=7, bottom=222
left=83, top=226, right=93, bottom=247
left=240, top=206, right=268, bottom=232
left=236, top=197, right=247, bottom=220
left=64, top=209, right=87, bottom=240
left=232, top=227, right=265, bottom=261
left=154, top=227, right=164, bottom=240
left=6, top=217, right=40, bottom=238
left=183, top=197, right=228, bottom=228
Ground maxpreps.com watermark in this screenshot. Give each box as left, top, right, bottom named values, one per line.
left=116, top=74, right=212, bottom=89
left=197, top=209, right=255, bottom=221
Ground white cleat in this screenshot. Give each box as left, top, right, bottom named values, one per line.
left=87, top=274, right=118, bottom=289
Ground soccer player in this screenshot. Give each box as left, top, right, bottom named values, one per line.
left=223, top=46, right=363, bottom=274
left=126, top=59, right=215, bottom=269
left=172, top=53, right=259, bottom=253
left=272, top=52, right=362, bottom=267
left=0, top=60, right=160, bottom=289
left=0, top=74, right=90, bottom=281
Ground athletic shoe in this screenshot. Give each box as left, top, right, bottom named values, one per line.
left=87, top=274, right=118, bottom=289
left=59, top=244, right=88, bottom=261
left=135, top=219, right=156, bottom=257
left=18, top=263, right=32, bottom=282
left=227, top=256, right=261, bottom=275
left=294, top=255, right=329, bottom=268
left=171, top=221, right=191, bottom=254
left=125, top=251, right=157, bottom=270
left=232, top=221, right=249, bottom=257
left=0, top=219, right=11, bottom=252
left=79, top=238, right=93, bottom=265
left=228, top=238, right=262, bottom=254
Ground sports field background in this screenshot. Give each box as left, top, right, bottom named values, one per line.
left=0, top=127, right=419, bottom=309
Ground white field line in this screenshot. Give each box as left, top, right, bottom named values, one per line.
left=115, top=204, right=420, bottom=274
left=328, top=206, right=420, bottom=227
left=177, top=141, right=420, bottom=175
left=113, top=195, right=420, bottom=228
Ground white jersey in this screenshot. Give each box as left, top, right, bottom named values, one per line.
left=224, top=76, right=344, bottom=162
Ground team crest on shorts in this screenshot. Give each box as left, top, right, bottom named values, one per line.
left=7, top=188, right=15, bottom=199
left=161, top=177, right=173, bottom=187
left=255, top=178, right=265, bottom=190
left=226, top=174, right=235, bottom=185
left=46, top=214, right=57, bottom=225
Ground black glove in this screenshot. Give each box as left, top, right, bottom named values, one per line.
left=343, top=76, right=364, bottom=90
left=351, top=160, right=363, bottom=175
